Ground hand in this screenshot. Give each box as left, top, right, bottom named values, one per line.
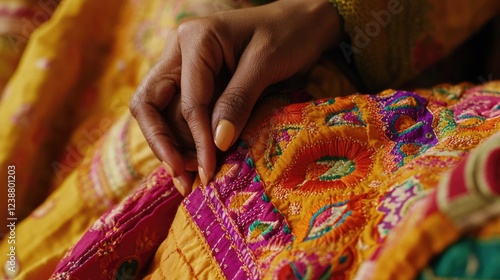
left=130, top=0, right=342, bottom=196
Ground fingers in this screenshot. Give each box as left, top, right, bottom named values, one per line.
left=212, top=42, right=269, bottom=152
left=130, top=68, right=186, bottom=174
left=130, top=30, right=194, bottom=197
left=171, top=171, right=194, bottom=197
left=177, top=20, right=224, bottom=186
left=131, top=71, right=196, bottom=196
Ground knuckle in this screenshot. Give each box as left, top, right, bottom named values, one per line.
left=180, top=100, right=197, bottom=122
left=129, top=90, right=143, bottom=117
left=143, top=129, right=165, bottom=151
left=143, top=129, right=174, bottom=157
left=177, top=18, right=219, bottom=41
left=246, top=47, right=270, bottom=69
left=177, top=21, right=197, bottom=39
left=177, top=17, right=228, bottom=50
left=220, top=87, right=252, bottom=111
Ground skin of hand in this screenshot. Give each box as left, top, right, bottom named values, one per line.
left=130, top=0, right=342, bottom=196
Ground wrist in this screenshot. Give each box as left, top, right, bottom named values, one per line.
left=283, top=0, right=343, bottom=51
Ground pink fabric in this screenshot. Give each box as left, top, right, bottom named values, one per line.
left=51, top=168, right=182, bottom=279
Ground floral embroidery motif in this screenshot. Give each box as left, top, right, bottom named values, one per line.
left=246, top=84, right=500, bottom=279
left=376, top=178, right=428, bottom=239
left=295, top=195, right=368, bottom=244
left=265, top=125, right=302, bottom=170
left=378, top=91, right=435, bottom=144
left=281, top=138, right=374, bottom=193
left=325, top=105, right=366, bottom=128
left=312, top=156, right=356, bottom=181
left=304, top=201, right=350, bottom=240
left=247, top=220, right=278, bottom=243
left=228, top=192, right=258, bottom=214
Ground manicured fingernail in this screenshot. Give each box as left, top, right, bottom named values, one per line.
left=172, top=177, right=187, bottom=196
left=198, top=166, right=209, bottom=185
left=162, top=161, right=174, bottom=177
left=214, top=119, right=235, bottom=151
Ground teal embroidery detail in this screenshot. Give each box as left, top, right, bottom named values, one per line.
left=393, top=142, right=431, bottom=167
left=456, top=113, right=486, bottom=128
left=456, top=114, right=486, bottom=121
left=305, top=201, right=351, bottom=241
left=283, top=224, right=291, bottom=234
left=246, top=157, right=255, bottom=168
left=253, top=174, right=261, bottom=182
left=384, top=95, right=423, bottom=110
left=339, top=255, right=348, bottom=264
left=433, top=88, right=458, bottom=100
left=325, top=106, right=366, bottom=128
left=316, top=156, right=356, bottom=181
left=290, top=262, right=305, bottom=280
left=247, top=220, right=277, bottom=242
left=265, top=126, right=302, bottom=171
left=390, top=115, right=424, bottom=137
left=437, top=109, right=457, bottom=138
left=262, top=193, right=270, bottom=202
left=313, top=98, right=335, bottom=106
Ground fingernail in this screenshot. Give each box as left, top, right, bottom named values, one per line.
left=172, top=177, right=187, bottom=196
left=198, top=166, right=209, bottom=185
left=162, top=161, right=174, bottom=177
left=214, top=119, right=235, bottom=151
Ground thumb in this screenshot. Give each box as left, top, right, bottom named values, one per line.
left=212, top=50, right=270, bottom=151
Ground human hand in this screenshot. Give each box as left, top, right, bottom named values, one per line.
left=130, top=0, right=342, bottom=196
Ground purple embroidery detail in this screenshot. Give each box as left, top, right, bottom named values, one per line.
left=184, top=144, right=293, bottom=279
left=376, top=91, right=437, bottom=163
left=376, top=179, right=427, bottom=240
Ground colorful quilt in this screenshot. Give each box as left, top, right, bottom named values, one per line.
left=50, top=83, right=500, bottom=279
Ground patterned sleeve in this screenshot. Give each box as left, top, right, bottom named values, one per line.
left=329, top=0, right=500, bottom=91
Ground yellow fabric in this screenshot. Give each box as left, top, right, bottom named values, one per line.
left=0, top=0, right=243, bottom=275
left=0, top=0, right=163, bottom=277
left=0, top=0, right=127, bottom=224
left=0, top=0, right=59, bottom=95
left=144, top=206, right=226, bottom=279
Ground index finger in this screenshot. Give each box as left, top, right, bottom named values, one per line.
left=130, top=66, right=187, bottom=177
left=177, top=19, right=224, bottom=185
left=129, top=31, right=187, bottom=178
